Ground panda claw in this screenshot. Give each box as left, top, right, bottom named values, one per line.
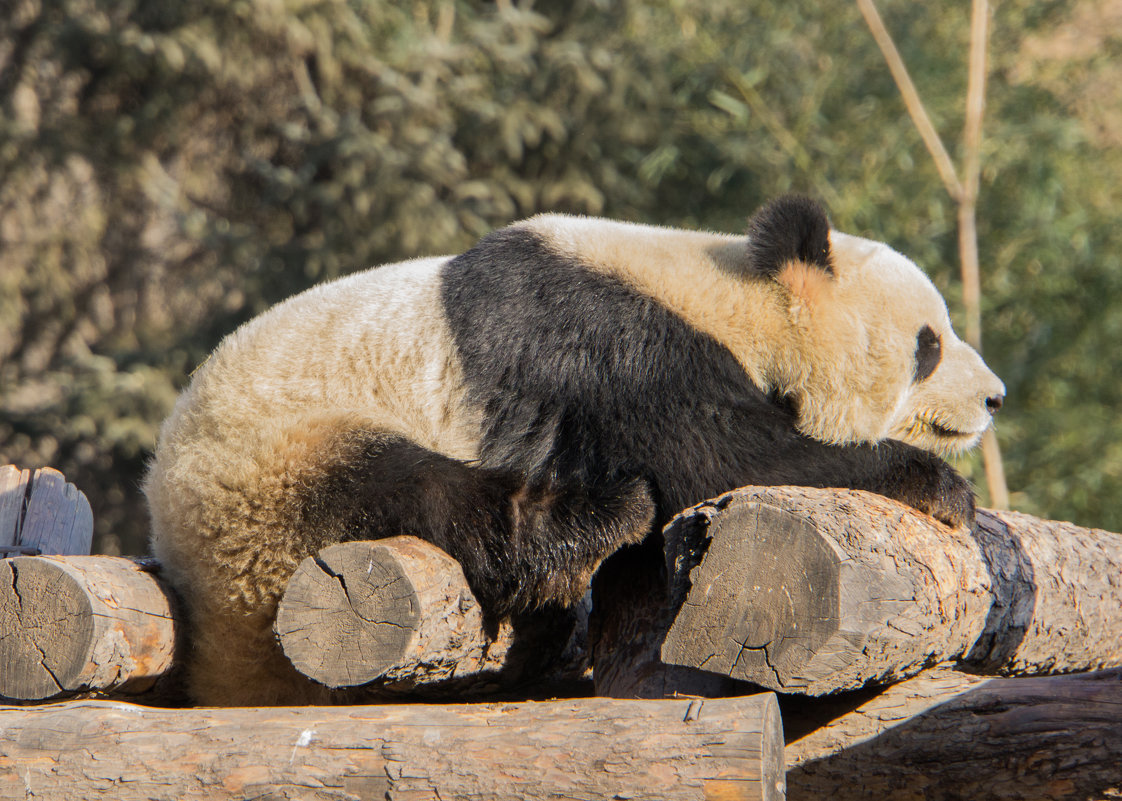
left=926, top=464, right=977, bottom=529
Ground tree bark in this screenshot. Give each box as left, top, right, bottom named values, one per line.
left=657, top=487, right=1122, bottom=695
left=784, top=666, right=1122, bottom=801
left=0, top=693, right=786, bottom=801
left=0, top=555, right=177, bottom=700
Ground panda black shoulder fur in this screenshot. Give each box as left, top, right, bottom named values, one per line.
left=145, top=196, right=1004, bottom=705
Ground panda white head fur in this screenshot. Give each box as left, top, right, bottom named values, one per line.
left=820, top=231, right=1003, bottom=456
left=527, top=195, right=1004, bottom=458
left=741, top=198, right=1004, bottom=457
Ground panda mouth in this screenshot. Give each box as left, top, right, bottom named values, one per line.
left=913, top=416, right=974, bottom=441
left=928, top=421, right=967, bottom=439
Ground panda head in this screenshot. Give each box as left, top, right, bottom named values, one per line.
left=747, top=196, right=1005, bottom=456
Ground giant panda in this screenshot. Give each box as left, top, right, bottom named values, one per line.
left=144, top=196, right=1004, bottom=705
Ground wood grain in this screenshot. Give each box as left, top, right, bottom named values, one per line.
left=0, top=465, right=92, bottom=556
left=658, top=487, right=1122, bottom=694
left=0, top=693, right=786, bottom=801
left=0, top=556, right=176, bottom=700
left=785, top=666, right=1122, bottom=801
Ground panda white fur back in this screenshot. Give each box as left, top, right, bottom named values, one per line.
left=146, top=196, right=1004, bottom=705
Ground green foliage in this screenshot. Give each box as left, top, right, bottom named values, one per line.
left=1, top=0, right=1119, bottom=553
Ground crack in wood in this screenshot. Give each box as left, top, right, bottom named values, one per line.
left=8, top=561, right=64, bottom=692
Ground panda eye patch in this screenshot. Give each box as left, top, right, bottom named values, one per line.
left=914, top=325, right=942, bottom=382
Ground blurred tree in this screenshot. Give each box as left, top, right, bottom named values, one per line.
left=1, top=0, right=1119, bottom=554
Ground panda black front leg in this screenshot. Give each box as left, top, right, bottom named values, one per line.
left=875, top=441, right=977, bottom=528
left=768, top=433, right=978, bottom=529
left=316, top=432, right=655, bottom=616
left=502, top=475, right=656, bottom=611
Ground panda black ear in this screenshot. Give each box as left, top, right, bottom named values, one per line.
left=745, top=195, right=834, bottom=278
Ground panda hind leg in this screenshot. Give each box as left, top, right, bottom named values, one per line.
left=317, top=434, right=656, bottom=616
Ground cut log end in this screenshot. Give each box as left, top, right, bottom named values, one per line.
left=275, top=536, right=500, bottom=690
left=0, top=556, right=176, bottom=701
left=661, top=501, right=846, bottom=691
left=276, top=539, right=423, bottom=687
left=0, top=558, right=95, bottom=699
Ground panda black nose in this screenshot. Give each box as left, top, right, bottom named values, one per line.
left=986, top=394, right=1004, bottom=414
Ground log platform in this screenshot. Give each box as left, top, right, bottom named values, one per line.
left=4, top=466, right=1122, bottom=801
left=0, top=693, right=786, bottom=801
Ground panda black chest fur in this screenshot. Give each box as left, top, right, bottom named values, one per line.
left=145, top=195, right=1003, bottom=703
left=440, top=224, right=795, bottom=518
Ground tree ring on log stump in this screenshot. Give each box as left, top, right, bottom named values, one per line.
left=661, top=501, right=845, bottom=689
left=0, top=558, right=97, bottom=699
left=275, top=541, right=421, bottom=687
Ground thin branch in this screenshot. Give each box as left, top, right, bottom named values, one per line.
left=962, top=0, right=990, bottom=206
left=855, top=0, right=964, bottom=202
left=962, top=0, right=1008, bottom=509
left=858, top=0, right=1009, bottom=509
left=958, top=0, right=990, bottom=352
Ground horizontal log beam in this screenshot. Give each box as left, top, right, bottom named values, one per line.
left=784, top=667, right=1122, bottom=801
left=658, top=487, right=1122, bottom=695
left=0, top=555, right=176, bottom=700
left=0, top=693, right=785, bottom=801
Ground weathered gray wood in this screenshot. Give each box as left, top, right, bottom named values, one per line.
left=0, top=693, right=786, bottom=801
left=0, top=556, right=177, bottom=700
left=663, top=502, right=846, bottom=689
left=0, top=465, right=31, bottom=552
left=275, top=537, right=518, bottom=690
left=0, top=465, right=93, bottom=556
left=785, top=666, right=1122, bottom=801
left=659, top=486, right=1122, bottom=694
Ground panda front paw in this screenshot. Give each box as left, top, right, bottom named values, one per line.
left=912, top=455, right=976, bottom=529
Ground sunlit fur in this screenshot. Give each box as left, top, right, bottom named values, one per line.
left=145, top=256, right=484, bottom=704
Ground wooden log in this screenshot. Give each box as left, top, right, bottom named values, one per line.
left=591, top=537, right=757, bottom=699
left=657, top=486, right=1122, bottom=695
left=274, top=538, right=592, bottom=696
left=784, top=666, right=1122, bottom=801
left=0, top=693, right=786, bottom=801
left=0, top=539, right=583, bottom=702
left=275, top=537, right=520, bottom=690
left=0, top=465, right=93, bottom=556
left=0, top=556, right=177, bottom=700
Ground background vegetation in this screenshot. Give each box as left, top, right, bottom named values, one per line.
left=2, top=0, right=1120, bottom=554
